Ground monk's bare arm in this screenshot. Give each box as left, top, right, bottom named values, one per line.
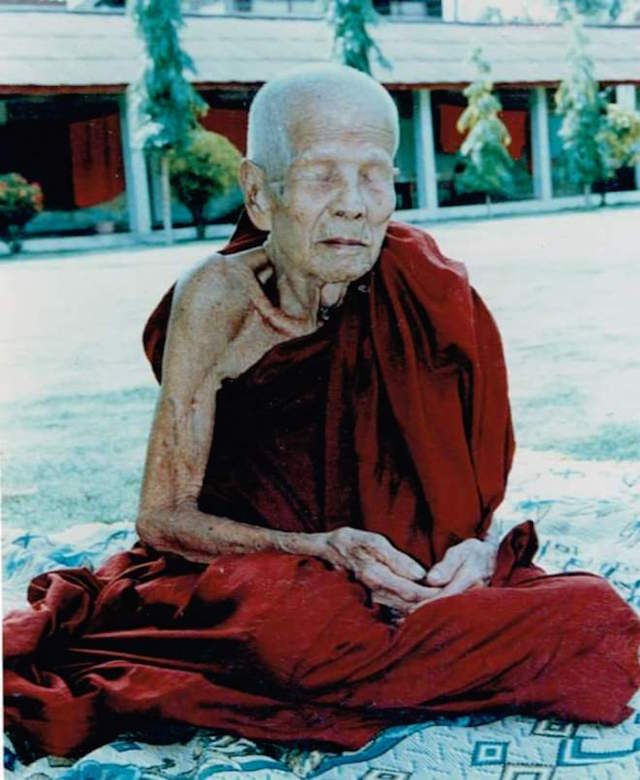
left=136, top=256, right=323, bottom=563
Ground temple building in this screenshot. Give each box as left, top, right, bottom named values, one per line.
left=1, top=0, right=639, bottom=241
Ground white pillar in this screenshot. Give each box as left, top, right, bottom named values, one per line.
left=412, top=89, right=439, bottom=214
left=441, top=0, right=459, bottom=21
left=529, top=86, right=553, bottom=202
left=118, top=89, right=152, bottom=237
left=615, top=84, right=640, bottom=190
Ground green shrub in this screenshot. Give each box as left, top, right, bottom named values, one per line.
left=0, top=173, right=43, bottom=254
left=169, top=129, right=242, bottom=239
left=596, top=103, right=640, bottom=179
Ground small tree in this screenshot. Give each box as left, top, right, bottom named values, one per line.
left=454, top=49, right=516, bottom=215
left=554, top=17, right=605, bottom=204
left=0, top=173, right=43, bottom=254
left=169, top=129, right=242, bottom=240
left=323, top=0, right=391, bottom=75
left=129, top=0, right=207, bottom=243
left=478, top=6, right=505, bottom=23
left=552, top=15, right=639, bottom=205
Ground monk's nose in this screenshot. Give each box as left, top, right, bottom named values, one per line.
left=331, top=178, right=365, bottom=220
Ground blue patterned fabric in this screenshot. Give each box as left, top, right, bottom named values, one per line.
left=4, top=449, right=640, bottom=779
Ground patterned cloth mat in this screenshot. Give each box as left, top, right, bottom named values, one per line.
left=4, top=448, right=640, bottom=779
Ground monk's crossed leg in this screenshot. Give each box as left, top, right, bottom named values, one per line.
left=209, top=554, right=640, bottom=723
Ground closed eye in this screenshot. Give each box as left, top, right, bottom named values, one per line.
left=295, top=164, right=336, bottom=182
left=361, top=164, right=397, bottom=184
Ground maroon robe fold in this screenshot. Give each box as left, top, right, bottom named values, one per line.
left=4, top=211, right=640, bottom=759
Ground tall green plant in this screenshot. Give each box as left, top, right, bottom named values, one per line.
left=554, top=17, right=612, bottom=204
left=454, top=49, right=516, bottom=215
left=323, top=0, right=391, bottom=75
left=129, top=0, right=207, bottom=242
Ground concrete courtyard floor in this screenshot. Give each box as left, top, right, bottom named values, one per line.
left=1, top=205, right=639, bottom=532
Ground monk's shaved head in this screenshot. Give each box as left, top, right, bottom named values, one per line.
left=246, top=63, right=400, bottom=181
left=239, top=63, right=399, bottom=287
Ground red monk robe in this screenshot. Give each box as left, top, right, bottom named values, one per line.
left=4, top=212, right=640, bottom=759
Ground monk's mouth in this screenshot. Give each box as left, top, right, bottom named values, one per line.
left=321, top=239, right=367, bottom=247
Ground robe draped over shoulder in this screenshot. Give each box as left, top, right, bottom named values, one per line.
left=143, top=208, right=515, bottom=567
left=4, top=210, right=640, bottom=759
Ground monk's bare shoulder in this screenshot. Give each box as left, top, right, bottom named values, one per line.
left=151, top=246, right=272, bottom=395
left=169, top=246, right=268, bottom=351
left=164, top=244, right=310, bottom=387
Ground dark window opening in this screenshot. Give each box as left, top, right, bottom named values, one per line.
left=373, top=0, right=442, bottom=16
left=0, top=95, right=128, bottom=235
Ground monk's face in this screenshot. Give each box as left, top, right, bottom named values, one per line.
left=265, top=99, right=397, bottom=284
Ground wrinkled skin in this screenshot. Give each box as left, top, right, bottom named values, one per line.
left=136, top=77, right=497, bottom=620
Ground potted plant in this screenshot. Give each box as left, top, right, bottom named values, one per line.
left=0, top=173, right=44, bottom=254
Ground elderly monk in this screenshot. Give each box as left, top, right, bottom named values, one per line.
left=4, top=64, right=640, bottom=759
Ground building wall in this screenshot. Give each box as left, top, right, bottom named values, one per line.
left=0, top=94, right=128, bottom=236
left=3, top=81, right=638, bottom=240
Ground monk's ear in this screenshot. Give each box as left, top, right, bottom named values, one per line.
left=238, top=159, right=273, bottom=232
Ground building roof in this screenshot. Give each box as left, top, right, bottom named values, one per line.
left=1, top=10, right=639, bottom=92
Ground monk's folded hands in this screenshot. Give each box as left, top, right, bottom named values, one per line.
left=423, top=537, right=498, bottom=601
left=314, top=526, right=441, bottom=616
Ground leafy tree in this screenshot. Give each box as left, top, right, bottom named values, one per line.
left=553, top=19, right=607, bottom=203
left=553, top=16, right=640, bottom=204
left=129, top=0, right=208, bottom=243
left=453, top=49, right=516, bottom=215
left=323, top=0, right=391, bottom=75
left=169, top=129, right=242, bottom=240
left=478, top=6, right=505, bottom=23
left=597, top=103, right=640, bottom=181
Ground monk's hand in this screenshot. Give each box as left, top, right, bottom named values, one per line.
left=424, top=538, right=497, bottom=600
left=318, top=527, right=440, bottom=616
